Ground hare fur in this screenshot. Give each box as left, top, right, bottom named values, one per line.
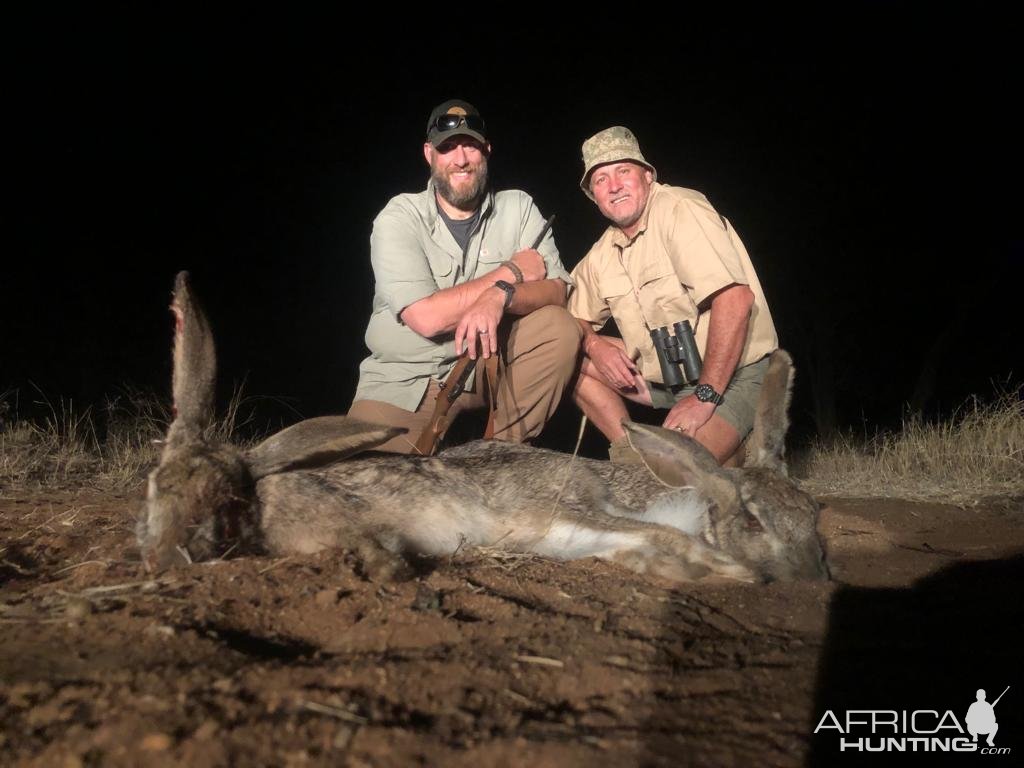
left=138, top=271, right=828, bottom=584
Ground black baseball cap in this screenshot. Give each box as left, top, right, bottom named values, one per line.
left=426, top=99, right=487, bottom=146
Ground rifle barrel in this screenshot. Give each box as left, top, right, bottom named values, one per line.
left=530, top=214, right=556, bottom=250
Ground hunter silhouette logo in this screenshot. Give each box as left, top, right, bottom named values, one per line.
left=814, top=685, right=1012, bottom=755
left=967, top=686, right=1009, bottom=747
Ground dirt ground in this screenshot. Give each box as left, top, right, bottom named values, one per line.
left=1, top=484, right=1021, bottom=767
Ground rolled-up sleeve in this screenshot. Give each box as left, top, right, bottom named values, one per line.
left=370, top=204, right=439, bottom=321
left=568, top=255, right=611, bottom=331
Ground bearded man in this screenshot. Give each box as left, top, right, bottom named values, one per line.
left=349, top=99, right=580, bottom=452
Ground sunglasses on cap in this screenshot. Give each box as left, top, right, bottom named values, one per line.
left=431, top=113, right=486, bottom=134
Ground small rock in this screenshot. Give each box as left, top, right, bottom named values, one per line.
left=144, top=624, right=176, bottom=638
left=64, top=597, right=92, bottom=620
left=412, top=583, right=441, bottom=612
left=314, top=588, right=339, bottom=607
left=193, top=720, right=219, bottom=741
left=332, top=725, right=354, bottom=749
left=140, top=733, right=172, bottom=752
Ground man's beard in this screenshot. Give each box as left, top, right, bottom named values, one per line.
left=432, top=159, right=489, bottom=211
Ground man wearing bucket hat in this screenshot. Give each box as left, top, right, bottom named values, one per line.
left=569, top=127, right=778, bottom=466
left=348, top=99, right=581, bottom=453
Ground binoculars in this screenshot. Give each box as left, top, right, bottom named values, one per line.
left=650, top=320, right=702, bottom=388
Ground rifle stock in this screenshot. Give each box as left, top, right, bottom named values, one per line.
left=414, top=355, right=477, bottom=455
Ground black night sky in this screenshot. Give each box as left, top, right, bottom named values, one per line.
left=5, top=9, right=1021, bottom=453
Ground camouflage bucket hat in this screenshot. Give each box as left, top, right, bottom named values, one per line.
left=579, top=126, right=657, bottom=199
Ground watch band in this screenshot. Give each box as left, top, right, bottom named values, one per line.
left=494, top=279, right=515, bottom=309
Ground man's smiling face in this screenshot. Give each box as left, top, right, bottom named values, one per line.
left=589, top=161, right=654, bottom=236
left=425, top=135, right=490, bottom=212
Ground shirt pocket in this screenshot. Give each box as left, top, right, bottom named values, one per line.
left=635, top=262, right=696, bottom=328
left=477, top=245, right=506, bottom=268
left=599, top=274, right=637, bottom=318
left=425, top=246, right=456, bottom=289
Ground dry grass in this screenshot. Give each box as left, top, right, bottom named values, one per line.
left=0, top=386, right=255, bottom=493
left=3, top=385, right=1022, bottom=505
left=797, top=392, right=1024, bottom=504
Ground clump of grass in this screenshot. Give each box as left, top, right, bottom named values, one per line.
left=0, top=388, right=108, bottom=489
left=0, top=385, right=256, bottom=493
left=797, top=392, right=1024, bottom=504
left=92, top=386, right=171, bottom=488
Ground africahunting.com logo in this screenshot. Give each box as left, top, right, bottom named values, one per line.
left=815, top=686, right=1011, bottom=755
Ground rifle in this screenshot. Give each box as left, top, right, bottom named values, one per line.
left=413, top=213, right=556, bottom=455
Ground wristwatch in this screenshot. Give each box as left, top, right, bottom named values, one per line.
left=694, top=383, right=724, bottom=405
left=494, top=279, right=516, bottom=309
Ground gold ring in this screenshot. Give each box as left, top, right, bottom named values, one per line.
left=478, top=329, right=489, bottom=334
left=673, top=426, right=684, bottom=433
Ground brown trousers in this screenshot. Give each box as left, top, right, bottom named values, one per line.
left=348, top=305, right=582, bottom=454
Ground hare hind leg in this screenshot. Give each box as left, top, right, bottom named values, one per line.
left=529, top=519, right=756, bottom=584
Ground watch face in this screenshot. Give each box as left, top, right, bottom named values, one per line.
left=695, top=383, right=721, bottom=403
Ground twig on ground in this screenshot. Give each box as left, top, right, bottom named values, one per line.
left=298, top=700, right=368, bottom=724
left=54, top=560, right=109, bottom=575
left=512, top=654, right=564, bottom=668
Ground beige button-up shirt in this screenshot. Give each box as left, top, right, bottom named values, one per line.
left=569, top=182, right=777, bottom=384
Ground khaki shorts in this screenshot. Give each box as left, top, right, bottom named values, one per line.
left=647, top=356, right=770, bottom=437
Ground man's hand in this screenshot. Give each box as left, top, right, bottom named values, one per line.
left=586, top=335, right=642, bottom=391
left=663, top=395, right=716, bottom=437
left=508, top=249, right=546, bottom=282
left=454, top=287, right=505, bottom=359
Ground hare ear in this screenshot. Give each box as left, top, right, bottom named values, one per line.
left=169, top=271, right=217, bottom=435
left=623, top=421, right=738, bottom=509
left=746, top=350, right=794, bottom=474
left=246, top=416, right=405, bottom=480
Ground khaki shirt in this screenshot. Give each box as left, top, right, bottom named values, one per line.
left=569, top=182, right=777, bottom=384
left=355, top=182, right=572, bottom=411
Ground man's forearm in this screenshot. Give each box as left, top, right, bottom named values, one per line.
left=700, top=285, right=754, bottom=391
left=400, top=263, right=521, bottom=337
left=578, top=318, right=602, bottom=358
left=506, top=278, right=567, bottom=315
